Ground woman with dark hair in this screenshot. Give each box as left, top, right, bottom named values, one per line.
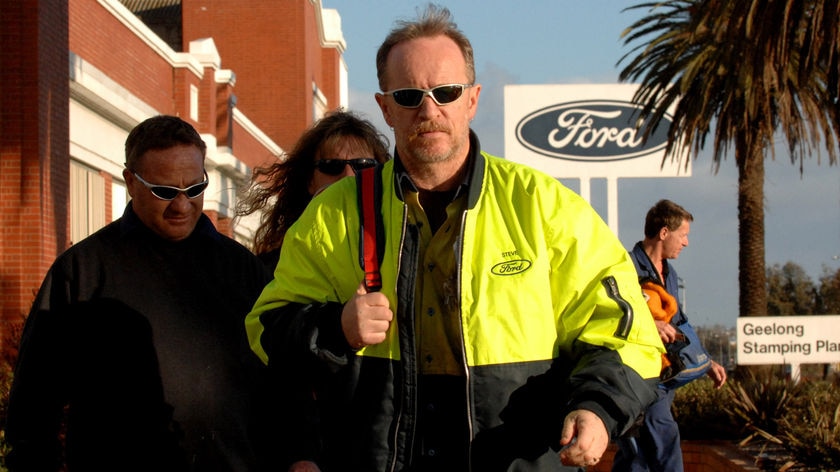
left=238, top=109, right=390, bottom=268
left=237, top=110, right=389, bottom=471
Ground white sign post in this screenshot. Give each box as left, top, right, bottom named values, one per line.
left=504, top=84, right=691, bottom=236
left=736, top=315, right=840, bottom=381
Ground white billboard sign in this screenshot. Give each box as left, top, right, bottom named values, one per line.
left=504, top=84, right=691, bottom=179
left=737, top=315, right=840, bottom=365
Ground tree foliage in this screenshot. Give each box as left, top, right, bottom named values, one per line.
left=817, top=266, right=840, bottom=313
left=619, top=0, right=840, bottom=319
left=766, top=262, right=816, bottom=315
left=766, top=261, right=840, bottom=314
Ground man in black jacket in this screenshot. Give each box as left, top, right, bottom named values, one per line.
left=6, top=115, right=275, bottom=471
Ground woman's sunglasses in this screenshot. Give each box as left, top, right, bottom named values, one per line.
left=381, top=83, right=472, bottom=109
left=132, top=170, right=209, bottom=200
left=314, top=158, right=378, bottom=176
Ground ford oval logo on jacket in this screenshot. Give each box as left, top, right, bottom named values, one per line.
left=491, top=259, right=532, bottom=276
left=515, top=100, right=672, bottom=161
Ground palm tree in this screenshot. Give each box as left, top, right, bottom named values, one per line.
left=618, top=0, right=839, bottom=318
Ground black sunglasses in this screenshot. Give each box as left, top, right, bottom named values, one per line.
left=314, top=158, right=378, bottom=176
left=132, top=170, right=209, bottom=200
left=382, top=84, right=472, bottom=108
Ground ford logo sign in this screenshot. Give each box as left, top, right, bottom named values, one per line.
left=515, top=100, right=672, bottom=161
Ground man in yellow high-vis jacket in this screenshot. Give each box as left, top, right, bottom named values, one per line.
left=246, top=5, right=665, bottom=472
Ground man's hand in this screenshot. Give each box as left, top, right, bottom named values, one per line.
left=707, top=360, right=727, bottom=389
left=655, top=319, right=678, bottom=343
left=558, top=409, right=608, bottom=468
left=341, top=282, right=393, bottom=349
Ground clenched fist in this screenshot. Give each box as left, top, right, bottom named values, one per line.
left=558, top=409, right=608, bottom=468
left=341, top=282, right=393, bottom=349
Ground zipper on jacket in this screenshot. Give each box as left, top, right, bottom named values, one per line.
left=602, top=276, right=633, bottom=339
left=456, top=208, right=474, bottom=472
left=389, top=202, right=410, bottom=472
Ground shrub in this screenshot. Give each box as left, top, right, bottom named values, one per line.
left=724, top=368, right=802, bottom=445
left=672, top=377, right=740, bottom=440
left=0, top=316, right=24, bottom=472
left=721, top=368, right=840, bottom=470
left=0, top=368, right=10, bottom=472
left=779, top=380, right=840, bottom=470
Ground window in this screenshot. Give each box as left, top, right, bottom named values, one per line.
left=190, top=84, right=199, bottom=121
left=313, top=82, right=327, bottom=122
left=70, top=160, right=106, bottom=244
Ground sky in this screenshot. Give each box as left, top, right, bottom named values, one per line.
left=323, top=0, right=840, bottom=328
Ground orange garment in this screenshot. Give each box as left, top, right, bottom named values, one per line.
left=641, top=281, right=678, bottom=369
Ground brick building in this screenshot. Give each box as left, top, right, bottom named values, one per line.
left=0, top=0, right=348, bottom=356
